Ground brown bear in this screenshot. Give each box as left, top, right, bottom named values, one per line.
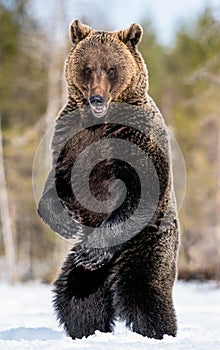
left=38, top=19, right=180, bottom=340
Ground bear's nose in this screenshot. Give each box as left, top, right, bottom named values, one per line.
left=89, top=95, right=105, bottom=107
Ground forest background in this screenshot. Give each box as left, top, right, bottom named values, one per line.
left=0, top=0, right=220, bottom=283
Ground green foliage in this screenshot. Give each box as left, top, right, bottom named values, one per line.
left=164, top=8, right=220, bottom=278
left=139, top=19, right=167, bottom=106
left=0, top=1, right=55, bottom=281
left=0, top=5, right=19, bottom=126
left=0, top=1, right=47, bottom=129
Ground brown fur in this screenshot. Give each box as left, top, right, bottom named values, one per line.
left=60, top=20, right=155, bottom=116
left=38, top=20, right=180, bottom=340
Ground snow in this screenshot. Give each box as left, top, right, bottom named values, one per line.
left=0, top=281, right=220, bottom=350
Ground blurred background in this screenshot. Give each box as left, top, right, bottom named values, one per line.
left=0, top=0, right=220, bottom=284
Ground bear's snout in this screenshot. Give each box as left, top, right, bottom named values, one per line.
left=87, top=69, right=111, bottom=117
left=89, top=94, right=105, bottom=106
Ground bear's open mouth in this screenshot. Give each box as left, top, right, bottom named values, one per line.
left=90, top=103, right=109, bottom=118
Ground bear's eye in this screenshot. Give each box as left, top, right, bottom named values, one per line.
left=107, top=67, right=116, bottom=77
left=84, top=67, right=92, bottom=76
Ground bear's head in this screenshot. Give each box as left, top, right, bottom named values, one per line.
left=65, top=19, right=148, bottom=117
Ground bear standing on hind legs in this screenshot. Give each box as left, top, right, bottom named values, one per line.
left=38, top=19, right=180, bottom=340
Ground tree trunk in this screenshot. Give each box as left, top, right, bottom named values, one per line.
left=0, top=117, right=17, bottom=283
left=215, top=117, right=220, bottom=278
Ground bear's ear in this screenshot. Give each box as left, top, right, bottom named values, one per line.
left=117, top=23, right=143, bottom=50
left=70, top=19, right=92, bottom=47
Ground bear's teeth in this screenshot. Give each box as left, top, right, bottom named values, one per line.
left=91, top=104, right=108, bottom=118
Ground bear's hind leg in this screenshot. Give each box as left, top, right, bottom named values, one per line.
left=111, top=235, right=177, bottom=339
left=113, top=270, right=177, bottom=339
left=127, top=283, right=177, bottom=339
left=53, top=251, right=115, bottom=339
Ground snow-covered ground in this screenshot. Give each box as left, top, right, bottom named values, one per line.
left=0, top=281, right=219, bottom=350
